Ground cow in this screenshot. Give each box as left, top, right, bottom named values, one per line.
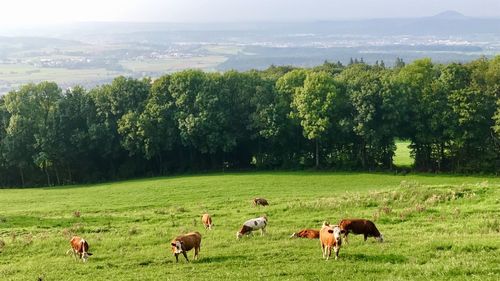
left=338, top=219, right=383, bottom=243
left=319, top=222, right=342, bottom=260
left=201, top=213, right=213, bottom=230
left=236, top=216, right=268, bottom=239
left=66, top=236, right=93, bottom=262
left=253, top=198, right=269, bottom=207
left=170, top=232, right=202, bottom=263
left=289, top=229, right=320, bottom=239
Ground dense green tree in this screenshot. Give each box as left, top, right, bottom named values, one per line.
left=92, top=76, right=150, bottom=178
left=1, top=82, right=63, bottom=185
left=337, top=64, right=399, bottom=168
left=137, top=75, right=179, bottom=163
left=393, top=58, right=440, bottom=170
left=56, top=86, right=97, bottom=183
left=291, top=71, right=339, bottom=168
left=447, top=58, right=498, bottom=172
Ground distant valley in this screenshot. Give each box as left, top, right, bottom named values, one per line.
left=1, top=11, right=499, bottom=94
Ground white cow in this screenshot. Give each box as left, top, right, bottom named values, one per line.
left=236, top=216, right=268, bottom=239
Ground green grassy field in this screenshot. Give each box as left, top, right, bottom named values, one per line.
left=0, top=172, right=499, bottom=280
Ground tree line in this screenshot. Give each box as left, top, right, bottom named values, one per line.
left=1, top=57, right=499, bottom=187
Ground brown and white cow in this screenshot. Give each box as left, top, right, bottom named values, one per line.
left=290, top=229, right=320, bottom=239
left=253, top=198, right=269, bottom=207
left=170, top=232, right=202, bottom=263
left=319, top=222, right=342, bottom=260
left=338, top=219, right=383, bottom=243
left=236, top=216, right=268, bottom=239
left=67, top=236, right=93, bottom=262
left=201, top=213, right=213, bottom=230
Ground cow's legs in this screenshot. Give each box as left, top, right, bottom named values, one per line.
left=364, top=234, right=368, bottom=241
left=326, top=246, right=331, bottom=260
left=182, top=251, right=189, bottom=262
left=321, top=244, right=325, bottom=258
left=260, top=227, right=266, bottom=236
left=344, top=233, right=349, bottom=244
left=194, top=246, right=199, bottom=260
left=67, top=248, right=78, bottom=261
left=72, top=250, right=79, bottom=261
left=334, top=246, right=339, bottom=260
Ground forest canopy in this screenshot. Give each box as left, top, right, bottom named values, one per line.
left=1, top=57, right=499, bottom=186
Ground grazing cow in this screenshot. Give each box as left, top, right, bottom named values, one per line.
left=253, top=198, right=269, bottom=207
left=319, top=222, right=342, bottom=260
left=170, top=232, right=202, bottom=263
left=67, top=236, right=92, bottom=262
left=201, top=213, right=213, bottom=230
left=290, top=229, right=320, bottom=239
left=338, top=219, right=383, bottom=243
left=236, top=216, right=268, bottom=239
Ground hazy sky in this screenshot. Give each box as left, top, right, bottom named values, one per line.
left=1, top=0, right=499, bottom=25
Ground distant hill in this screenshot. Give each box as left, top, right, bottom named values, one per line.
left=431, top=10, right=468, bottom=20
left=2, top=11, right=500, bottom=39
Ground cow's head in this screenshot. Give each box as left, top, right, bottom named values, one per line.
left=236, top=231, right=243, bottom=239
left=332, top=225, right=342, bottom=244
left=171, top=241, right=184, bottom=255
left=376, top=234, right=384, bottom=243
left=328, top=225, right=342, bottom=244
left=289, top=232, right=298, bottom=238
left=81, top=252, right=92, bottom=262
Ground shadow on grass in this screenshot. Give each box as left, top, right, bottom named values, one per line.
left=195, top=255, right=247, bottom=263
left=345, top=253, right=407, bottom=264
left=156, top=255, right=247, bottom=265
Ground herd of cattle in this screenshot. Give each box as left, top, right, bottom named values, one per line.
left=67, top=197, right=384, bottom=262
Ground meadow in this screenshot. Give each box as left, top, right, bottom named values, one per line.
left=0, top=172, right=499, bottom=281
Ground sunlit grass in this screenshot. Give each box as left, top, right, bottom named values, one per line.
left=0, top=172, right=498, bottom=280
left=394, top=140, right=413, bottom=167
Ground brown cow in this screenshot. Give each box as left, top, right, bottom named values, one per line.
left=66, top=236, right=93, bottom=262
left=338, top=219, right=383, bottom=243
left=319, top=222, right=342, bottom=260
left=290, top=229, right=320, bottom=239
left=253, top=198, right=269, bottom=206
left=170, top=232, right=202, bottom=263
left=201, top=213, right=213, bottom=230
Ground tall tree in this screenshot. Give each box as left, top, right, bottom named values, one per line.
left=291, top=71, right=339, bottom=168
left=393, top=58, right=439, bottom=170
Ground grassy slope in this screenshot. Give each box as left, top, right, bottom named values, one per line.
left=0, top=172, right=499, bottom=281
